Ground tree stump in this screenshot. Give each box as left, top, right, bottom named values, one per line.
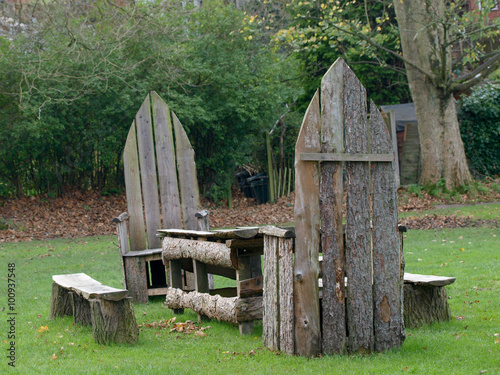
left=403, top=284, right=451, bottom=328
left=49, top=283, right=73, bottom=319
left=72, top=293, right=92, bottom=325
left=90, top=297, right=139, bottom=345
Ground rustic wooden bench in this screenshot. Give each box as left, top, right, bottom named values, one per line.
left=403, top=272, right=455, bottom=328
left=49, top=273, right=139, bottom=344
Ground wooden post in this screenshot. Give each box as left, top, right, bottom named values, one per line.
left=169, top=259, right=184, bottom=315
left=263, top=235, right=279, bottom=350
left=193, top=259, right=209, bottom=322
left=344, top=64, right=374, bottom=353
left=278, top=237, right=295, bottom=355
left=370, top=102, right=405, bottom=351
left=72, top=293, right=92, bottom=326
left=320, top=58, right=347, bottom=355
left=237, top=255, right=255, bottom=335
left=293, top=90, right=322, bottom=357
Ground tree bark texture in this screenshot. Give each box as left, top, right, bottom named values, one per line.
left=90, top=298, right=139, bottom=345
left=164, top=287, right=262, bottom=323
left=393, top=0, right=472, bottom=188
left=49, top=283, right=73, bottom=319
left=370, top=102, right=406, bottom=351
left=162, top=237, right=234, bottom=269
left=72, top=293, right=92, bottom=326
left=344, top=63, right=374, bottom=353
left=403, top=284, right=451, bottom=328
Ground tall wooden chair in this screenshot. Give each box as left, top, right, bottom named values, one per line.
left=113, top=91, right=200, bottom=303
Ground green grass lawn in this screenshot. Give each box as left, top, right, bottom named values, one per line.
left=0, top=213, right=499, bottom=374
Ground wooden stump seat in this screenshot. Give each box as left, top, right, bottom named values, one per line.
left=403, top=273, right=456, bottom=328
left=49, top=273, right=139, bottom=345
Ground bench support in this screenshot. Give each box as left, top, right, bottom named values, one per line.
left=90, top=298, right=139, bottom=345
left=403, top=284, right=451, bottom=328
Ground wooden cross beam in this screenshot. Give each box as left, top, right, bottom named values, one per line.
left=300, top=152, right=394, bottom=162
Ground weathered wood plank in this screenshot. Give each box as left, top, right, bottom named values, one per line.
left=123, top=257, right=148, bottom=303
left=279, top=237, right=295, bottom=355
left=158, top=227, right=261, bottom=240
left=343, top=63, right=374, bottom=353
left=172, top=111, right=200, bottom=230
left=236, top=250, right=256, bottom=334
left=169, top=259, right=184, bottom=314
left=263, top=235, right=279, bottom=350
left=383, top=109, right=400, bottom=188
left=370, top=102, right=405, bottom=352
left=151, top=91, right=182, bottom=229
left=238, top=276, right=263, bottom=298
left=52, top=274, right=129, bottom=301
left=294, top=90, right=322, bottom=357
left=123, top=122, right=147, bottom=251
left=320, top=58, right=347, bottom=355
left=300, top=153, right=393, bottom=162
left=259, top=225, right=295, bottom=238
left=136, top=95, right=162, bottom=249
left=404, top=273, right=456, bottom=287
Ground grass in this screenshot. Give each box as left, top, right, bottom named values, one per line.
left=0, top=218, right=499, bottom=374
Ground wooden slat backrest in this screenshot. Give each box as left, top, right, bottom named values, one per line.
left=151, top=92, right=183, bottom=229
left=123, top=91, right=199, bottom=251
left=135, top=94, right=162, bottom=249
left=173, top=111, right=200, bottom=231
left=123, top=121, right=147, bottom=251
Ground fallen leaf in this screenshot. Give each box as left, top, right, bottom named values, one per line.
left=38, top=325, right=49, bottom=333
left=194, top=331, right=207, bottom=337
left=51, top=354, right=57, bottom=360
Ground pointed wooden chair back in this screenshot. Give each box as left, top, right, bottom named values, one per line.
left=114, top=91, right=200, bottom=303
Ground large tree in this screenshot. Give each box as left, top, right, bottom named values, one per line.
left=277, top=0, right=500, bottom=188
left=393, top=0, right=499, bottom=188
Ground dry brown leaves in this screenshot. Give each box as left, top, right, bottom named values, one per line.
left=139, top=317, right=210, bottom=337
left=0, top=185, right=498, bottom=243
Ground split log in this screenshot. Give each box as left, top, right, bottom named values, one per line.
left=403, top=284, right=451, bottom=328
left=162, top=237, right=233, bottom=269
left=90, top=298, right=139, bottom=345
left=72, top=293, right=92, bottom=326
left=164, top=287, right=262, bottom=323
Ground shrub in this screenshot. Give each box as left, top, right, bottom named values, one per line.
left=458, top=84, right=500, bottom=178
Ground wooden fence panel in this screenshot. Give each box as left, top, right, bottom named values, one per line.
left=343, top=64, right=374, bottom=353
left=136, top=95, right=162, bottom=249
left=151, top=91, right=182, bottom=230
left=293, top=90, right=322, bottom=357
left=369, top=102, right=405, bottom=351
left=319, top=58, right=347, bottom=355
left=123, top=122, right=147, bottom=251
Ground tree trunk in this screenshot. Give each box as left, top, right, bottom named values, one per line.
left=393, top=0, right=473, bottom=189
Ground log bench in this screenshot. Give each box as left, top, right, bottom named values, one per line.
left=403, top=273, right=455, bottom=328
left=49, top=273, right=139, bottom=345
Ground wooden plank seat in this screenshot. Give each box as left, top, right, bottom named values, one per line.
left=159, top=227, right=266, bottom=335
left=49, top=273, right=139, bottom=345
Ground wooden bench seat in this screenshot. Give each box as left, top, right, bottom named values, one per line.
left=49, top=273, right=139, bottom=344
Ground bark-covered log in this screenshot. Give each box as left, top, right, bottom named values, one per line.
left=403, top=284, right=451, bottom=328
left=49, top=283, right=73, bottom=319
left=72, top=293, right=92, bottom=326
left=164, top=287, right=262, bottom=323
left=162, top=237, right=233, bottom=269
left=370, top=102, right=405, bottom=352
left=90, top=298, right=139, bottom=345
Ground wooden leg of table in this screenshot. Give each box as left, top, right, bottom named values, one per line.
left=193, top=259, right=210, bottom=322
left=169, top=260, right=184, bottom=315
left=237, top=255, right=255, bottom=335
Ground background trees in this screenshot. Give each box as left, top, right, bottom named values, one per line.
left=0, top=0, right=301, bottom=199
